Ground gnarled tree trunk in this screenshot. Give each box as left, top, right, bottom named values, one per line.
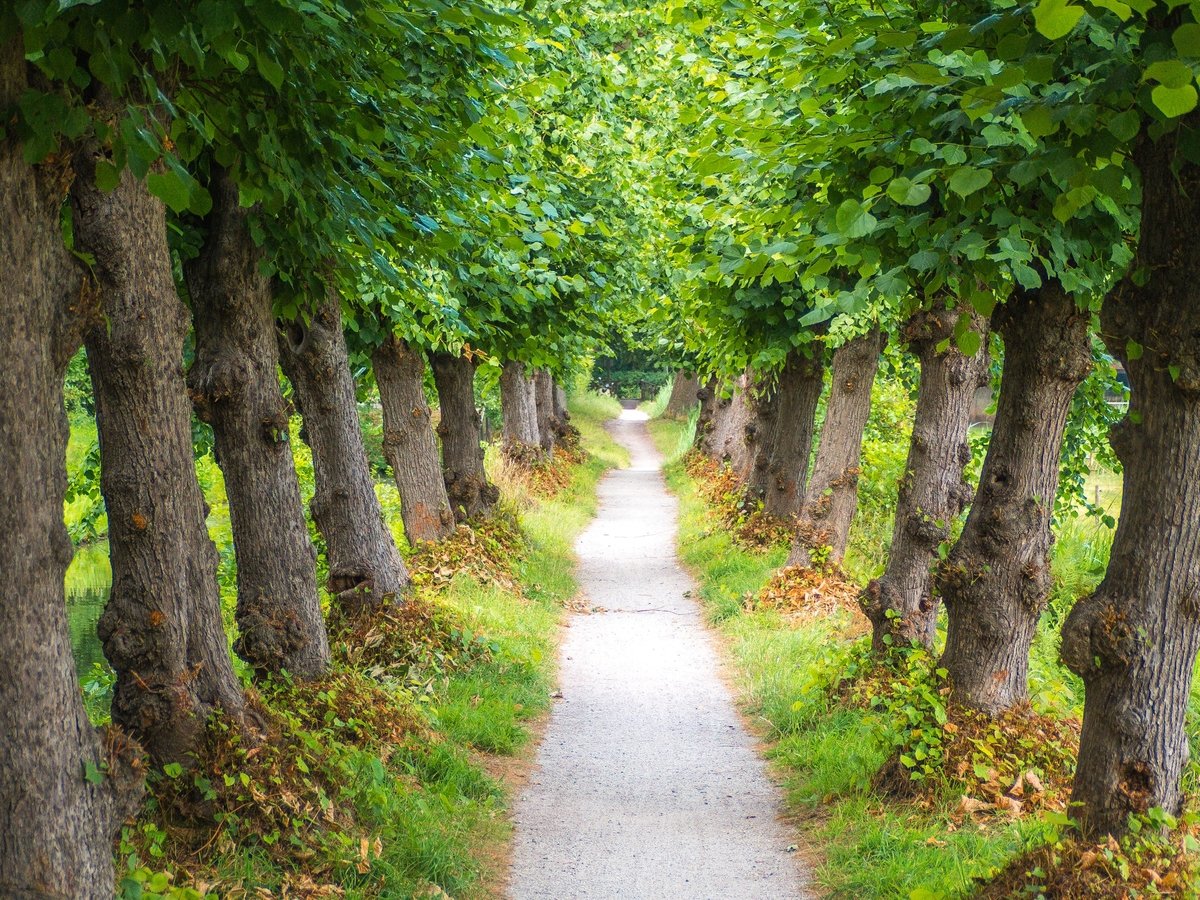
left=279, top=290, right=408, bottom=617
left=185, top=170, right=329, bottom=680
left=862, top=307, right=989, bottom=653
left=1062, top=122, right=1200, bottom=837
left=371, top=336, right=455, bottom=544
left=499, top=361, right=541, bottom=460
left=534, top=369, right=556, bottom=455
left=73, top=144, right=244, bottom=765
left=0, top=39, right=142, bottom=895
left=937, top=283, right=1090, bottom=714
left=553, top=381, right=569, bottom=423
left=761, top=348, right=826, bottom=518
left=694, top=377, right=719, bottom=453
left=703, top=372, right=756, bottom=480
left=788, top=329, right=884, bottom=567
left=430, top=351, right=498, bottom=521
left=744, top=374, right=781, bottom=508
left=665, top=371, right=701, bottom=418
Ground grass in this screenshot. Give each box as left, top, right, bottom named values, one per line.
left=645, top=405, right=1174, bottom=899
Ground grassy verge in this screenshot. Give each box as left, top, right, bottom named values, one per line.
left=117, top=394, right=622, bottom=900
left=645, top=414, right=1194, bottom=899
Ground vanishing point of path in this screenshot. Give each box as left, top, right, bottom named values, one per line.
left=508, top=411, right=811, bottom=899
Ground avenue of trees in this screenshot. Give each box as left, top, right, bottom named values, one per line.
left=3, top=0, right=1200, bottom=893
left=655, top=0, right=1200, bottom=846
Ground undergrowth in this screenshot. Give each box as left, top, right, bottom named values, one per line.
left=110, top=392, right=622, bottom=899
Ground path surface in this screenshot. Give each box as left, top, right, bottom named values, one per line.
left=508, top=411, right=810, bottom=899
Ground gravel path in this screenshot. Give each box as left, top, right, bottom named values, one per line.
left=508, top=411, right=810, bottom=899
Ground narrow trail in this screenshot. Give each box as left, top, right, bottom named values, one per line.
left=508, top=411, right=810, bottom=899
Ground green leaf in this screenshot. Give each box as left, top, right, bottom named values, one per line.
left=1152, top=83, right=1199, bottom=118
left=83, top=760, right=106, bottom=785
left=1107, top=109, right=1141, bottom=142
left=947, top=166, right=993, bottom=197
left=1033, top=0, right=1085, bottom=39
left=1174, top=23, right=1200, bottom=57
left=957, top=330, right=982, bottom=357
left=94, top=161, right=121, bottom=192
left=1126, top=339, right=1143, bottom=360
left=1144, top=59, right=1194, bottom=89
left=146, top=170, right=192, bottom=214
left=834, top=199, right=878, bottom=238
left=887, top=177, right=932, bottom=206
left=256, top=52, right=286, bottom=90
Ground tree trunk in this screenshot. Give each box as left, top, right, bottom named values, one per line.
left=744, top=374, right=781, bottom=508
left=788, top=330, right=884, bottom=567
left=761, top=349, right=826, bottom=518
left=694, top=377, right=719, bottom=453
left=185, top=170, right=329, bottom=680
left=533, top=369, right=556, bottom=454
left=937, top=283, right=1090, bottom=714
left=499, top=361, right=541, bottom=459
left=73, top=145, right=244, bottom=765
left=703, top=372, right=756, bottom=480
left=279, top=290, right=408, bottom=617
left=0, top=39, right=142, bottom=895
left=862, top=307, right=989, bottom=653
left=553, top=381, right=569, bottom=423
left=430, top=351, right=498, bottom=521
left=371, top=336, right=455, bottom=544
left=1061, top=122, right=1200, bottom=837
left=665, top=371, right=702, bottom=418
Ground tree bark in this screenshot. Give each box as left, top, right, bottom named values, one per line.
left=0, top=39, right=142, bottom=895
left=703, top=372, right=756, bottom=480
left=553, top=381, right=569, bottom=423
left=185, top=170, right=329, bottom=680
left=761, top=349, right=826, bottom=518
left=665, top=371, right=702, bottom=418
left=499, top=361, right=541, bottom=459
left=73, top=144, right=244, bottom=765
left=430, top=351, right=498, bottom=521
left=744, top=374, right=781, bottom=508
left=371, top=336, right=455, bottom=544
left=788, top=330, right=884, bottom=567
left=534, top=369, right=556, bottom=454
left=1061, top=121, right=1200, bottom=837
left=937, top=283, right=1090, bottom=714
left=862, top=307, right=989, bottom=653
left=279, top=290, right=408, bottom=616
left=694, top=377, right=719, bottom=453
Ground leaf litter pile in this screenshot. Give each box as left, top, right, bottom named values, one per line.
left=683, top=450, right=793, bottom=550
left=745, top=562, right=867, bottom=634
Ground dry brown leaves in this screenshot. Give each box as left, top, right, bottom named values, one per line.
left=746, top=563, right=869, bottom=635
left=683, top=450, right=792, bottom=550
left=976, top=822, right=1200, bottom=898
left=408, top=510, right=526, bottom=596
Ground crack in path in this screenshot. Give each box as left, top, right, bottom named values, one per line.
left=507, top=410, right=811, bottom=899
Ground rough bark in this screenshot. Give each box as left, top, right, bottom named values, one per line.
left=1061, top=121, right=1200, bottom=837
left=0, top=39, right=142, bottom=896
left=499, top=361, right=541, bottom=460
left=665, top=371, right=702, bottom=418
left=279, top=290, right=408, bottom=616
left=937, top=283, right=1090, bottom=714
left=73, top=143, right=244, bottom=764
left=185, top=170, right=329, bottom=680
left=534, top=369, right=557, bottom=454
left=862, top=307, right=990, bottom=653
left=694, top=377, right=719, bottom=453
left=760, top=349, right=826, bottom=518
left=430, top=351, right=498, bottom=521
left=702, top=372, right=757, bottom=480
left=553, top=381, right=569, bottom=423
left=371, top=336, right=455, bottom=544
left=744, top=374, right=781, bottom=507
left=788, top=330, right=884, bottom=567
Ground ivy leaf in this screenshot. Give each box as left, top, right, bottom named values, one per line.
left=947, top=166, right=993, bottom=197
left=834, top=199, right=878, bottom=238
left=887, top=177, right=932, bottom=206
left=1152, top=84, right=1199, bottom=118
left=1033, top=0, right=1085, bottom=40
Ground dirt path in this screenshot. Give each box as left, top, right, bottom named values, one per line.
left=507, top=411, right=810, bottom=899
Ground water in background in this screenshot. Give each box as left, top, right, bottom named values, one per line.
left=66, top=543, right=111, bottom=674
